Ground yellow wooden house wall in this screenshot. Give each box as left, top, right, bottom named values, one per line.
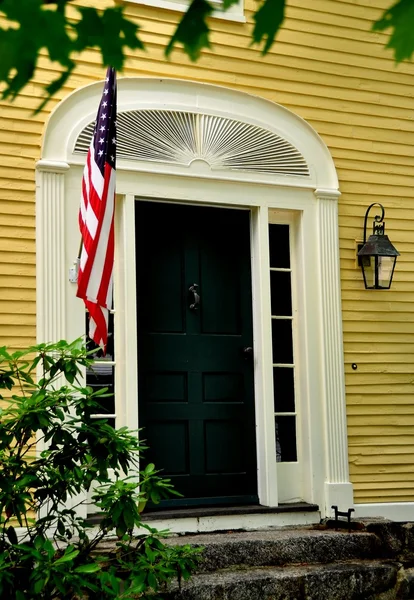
left=1, top=0, right=414, bottom=504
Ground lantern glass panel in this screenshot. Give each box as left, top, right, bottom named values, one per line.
left=378, top=255, right=396, bottom=289
left=361, top=255, right=374, bottom=289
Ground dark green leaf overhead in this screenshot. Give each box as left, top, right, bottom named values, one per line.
left=372, top=0, right=414, bottom=62
left=166, top=0, right=214, bottom=61
left=0, top=0, right=412, bottom=108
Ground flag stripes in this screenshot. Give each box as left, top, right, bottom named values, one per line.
left=77, top=67, right=117, bottom=351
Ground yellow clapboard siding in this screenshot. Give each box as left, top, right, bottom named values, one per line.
left=1, top=0, right=414, bottom=505
left=349, top=453, right=414, bottom=465
left=0, top=239, right=35, bottom=254
left=349, top=437, right=414, bottom=447
left=0, top=288, right=36, bottom=302
left=0, top=300, right=36, bottom=314
left=0, top=264, right=36, bottom=278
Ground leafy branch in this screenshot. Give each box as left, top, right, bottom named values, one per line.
left=0, top=0, right=410, bottom=109
left=0, top=339, right=202, bottom=599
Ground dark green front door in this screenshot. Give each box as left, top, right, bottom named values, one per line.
left=136, top=201, right=257, bottom=507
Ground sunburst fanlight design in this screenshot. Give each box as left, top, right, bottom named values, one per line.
left=74, top=109, right=310, bottom=177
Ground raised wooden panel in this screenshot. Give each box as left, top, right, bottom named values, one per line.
left=199, top=232, right=242, bottom=335
left=204, top=420, right=244, bottom=473
left=203, top=373, right=244, bottom=403
left=145, top=372, right=188, bottom=403
left=145, top=421, right=189, bottom=475
left=138, top=213, right=185, bottom=334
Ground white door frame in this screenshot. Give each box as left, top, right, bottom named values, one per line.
left=36, top=77, right=353, bottom=517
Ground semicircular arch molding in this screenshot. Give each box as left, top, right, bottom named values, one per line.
left=41, top=78, right=338, bottom=190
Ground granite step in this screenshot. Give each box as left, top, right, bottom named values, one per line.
left=166, top=560, right=399, bottom=600
left=167, top=527, right=384, bottom=572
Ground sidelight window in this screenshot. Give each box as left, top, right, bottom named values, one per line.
left=268, top=223, right=297, bottom=463
left=85, top=310, right=116, bottom=428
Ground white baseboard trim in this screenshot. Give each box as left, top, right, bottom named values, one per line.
left=354, top=502, right=414, bottom=522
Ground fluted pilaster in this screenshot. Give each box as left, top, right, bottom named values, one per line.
left=36, top=160, right=69, bottom=344
left=315, top=188, right=354, bottom=511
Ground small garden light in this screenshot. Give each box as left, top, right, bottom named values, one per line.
left=357, top=203, right=400, bottom=290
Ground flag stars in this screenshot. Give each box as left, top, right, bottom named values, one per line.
left=112, top=137, right=116, bottom=145
left=102, top=101, right=108, bottom=108
left=99, top=138, right=105, bottom=145
left=101, top=113, right=107, bottom=120
left=104, top=88, right=109, bottom=95
left=98, top=150, right=104, bottom=157
left=100, top=125, right=105, bottom=132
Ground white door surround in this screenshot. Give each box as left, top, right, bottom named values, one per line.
left=36, top=77, right=353, bottom=518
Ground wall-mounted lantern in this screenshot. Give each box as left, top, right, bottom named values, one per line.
left=357, top=203, right=400, bottom=290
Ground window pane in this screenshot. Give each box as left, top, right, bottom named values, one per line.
left=272, top=319, right=293, bottom=364
left=269, top=224, right=290, bottom=268
left=86, top=362, right=115, bottom=415
left=270, top=271, right=292, bottom=316
left=275, top=416, right=297, bottom=462
left=85, top=311, right=115, bottom=360
left=273, top=367, right=295, bottom=412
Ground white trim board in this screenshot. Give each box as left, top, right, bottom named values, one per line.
left=354, top=503, right=414, bottom=522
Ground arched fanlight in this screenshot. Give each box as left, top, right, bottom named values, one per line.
left=357, top=203, right=400, bottom=290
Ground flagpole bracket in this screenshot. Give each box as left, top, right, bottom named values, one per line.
left=69, top=259, right=79, bottom=284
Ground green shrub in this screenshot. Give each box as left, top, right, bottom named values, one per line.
left=0, top=339, right=201, bottom=599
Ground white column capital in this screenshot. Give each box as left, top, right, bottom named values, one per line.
left=314, top=188, right=341, bottom=202
left=36, top=159, right=70, bottom=174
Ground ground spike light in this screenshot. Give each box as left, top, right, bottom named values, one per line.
left=357, top=203, right=400, bottom=289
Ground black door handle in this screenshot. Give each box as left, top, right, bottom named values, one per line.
left=242, top=346, right=253, bottom=360
left=189, top=284, right=200, bottom=311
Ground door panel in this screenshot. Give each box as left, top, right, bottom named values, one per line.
left=136, top=201, right=257, bottom=507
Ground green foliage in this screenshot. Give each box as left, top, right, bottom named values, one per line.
left=252, top=0, right=285, bottom=55
left=372, top=0, right=414, bottom=62
left=0, top=0, right=411, bottom=109
left=0, top=339, right=202, bottom=599
left=165, top=0, right=214, bottom=62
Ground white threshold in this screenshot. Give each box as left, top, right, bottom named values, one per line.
left=140, top=511, right=321, bottom=534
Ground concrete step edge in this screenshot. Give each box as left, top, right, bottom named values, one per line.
left=166, top=560, right=399, bottom=600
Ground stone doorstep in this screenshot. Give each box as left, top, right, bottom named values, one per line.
left=165, top=560, right=399, bottom=600
left=95, top=522, right=414, bottom=599
left=164, top=528, right=384, bottom=573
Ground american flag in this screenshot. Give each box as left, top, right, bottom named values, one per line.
left=77, top=67, right=117, bottom=352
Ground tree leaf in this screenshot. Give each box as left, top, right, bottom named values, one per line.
left=74, top=563, right=101, bottom=574
left=54, top=548, right=79, bottom=564
left=251, top=0, right=286, bottom=54
left=6, top=525, right=18, bottom=545
left=372, top=0, right=414, bottom=62
left=165, top=0, right=213, bottom=61
left=222, top=0, right=239, bottom=10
